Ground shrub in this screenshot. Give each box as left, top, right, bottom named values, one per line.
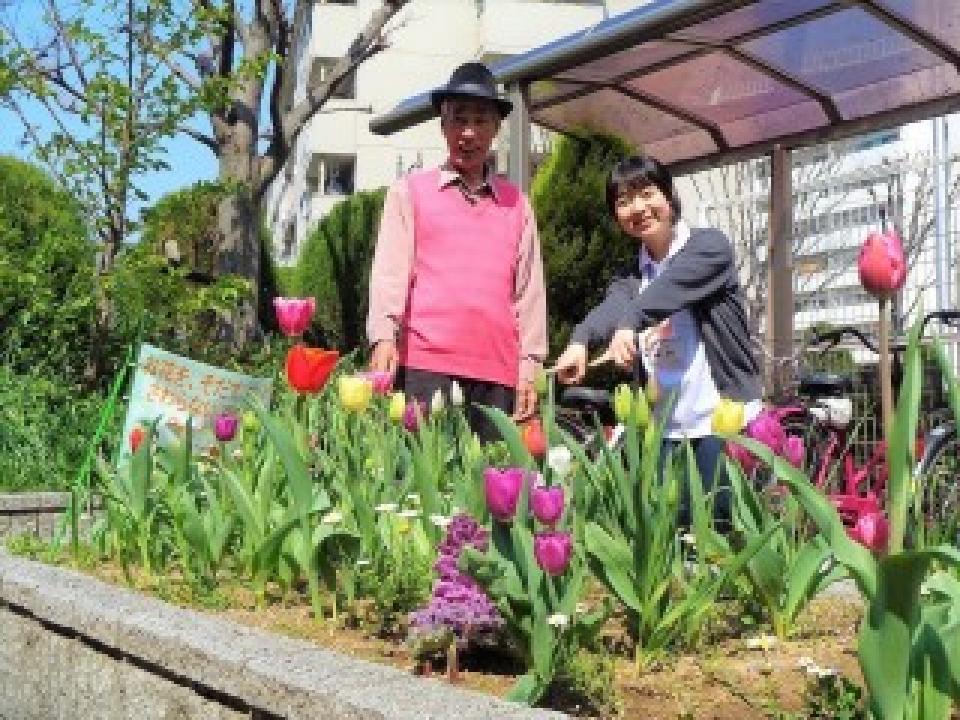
left=531, top=132, right=635, bottom=356
left=293, top=188, right=387, bottom=351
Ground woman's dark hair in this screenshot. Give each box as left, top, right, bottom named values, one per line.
left=606, top=154, right=681, bottom=222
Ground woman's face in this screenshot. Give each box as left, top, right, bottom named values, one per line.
left=614, top=182, right=673, bottom=242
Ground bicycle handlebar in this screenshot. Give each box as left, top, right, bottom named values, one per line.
left=804, top=310, right=960, bottom=356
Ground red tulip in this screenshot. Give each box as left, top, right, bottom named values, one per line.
left=534, top=531, right=573, bottom=576
left=783, top=435, right=805, bottom=468
left=285, top=344, right=339, bottom=394
left=521, top=417, right=547, bottom=459
left=858, top=230, right=906, bottom=300
left=129, top=426, right=146, bottom=453
left=213, top=412, right=238, bottom=442
left=273, top=296, right=316, bottom=337
left=846, top=511, right=889, bottom=553
left=484, top=467, right=525, bottom=522
left=530, top=483, right=565, bottom=526
left=725, top=440, right=759, bottom=475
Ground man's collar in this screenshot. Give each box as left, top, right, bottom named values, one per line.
left=639, top=219, right=690, bottom=275
left=438, top=163, right=500, bottom=201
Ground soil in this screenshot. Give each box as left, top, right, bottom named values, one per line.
left=32, top=553, right=868, bottom=719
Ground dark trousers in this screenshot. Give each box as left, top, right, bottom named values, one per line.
left=659, top=435, right=730, bottom=532
left=398, top=367, right=514, bottom=442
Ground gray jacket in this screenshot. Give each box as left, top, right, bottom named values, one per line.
left=570, top=227, right=761, bottom=403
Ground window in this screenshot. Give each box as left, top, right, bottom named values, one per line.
left=281, top=222, right=296, bottom=261
left=307, top=153, right=356, bottom=196
left=309, top=57, right=356, bottom=100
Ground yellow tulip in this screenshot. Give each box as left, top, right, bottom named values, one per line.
left=388, top=391, right=406, bottom=422
left=712, top=398, right=745, bottom=435
left=613, top=384, right=633, bottom=425
left=338, top=375, right=373, bottom=412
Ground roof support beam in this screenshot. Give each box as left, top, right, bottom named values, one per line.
left=612, top=85, right=730, bottom=151
left=506, top=82, right=532, bottom=193
left=767, top=143, right=794, bottom=402
left=849, top=0, right=960, bottom=71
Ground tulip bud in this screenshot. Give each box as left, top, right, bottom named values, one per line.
left=403, top=400, right=426, bottom=432
left=484, top=467, right=525, bottom=522
left=129, top=426, right=146, bottom=453
left=430, top=388, right=445, bottom=414
left=533, top=367, right=548, bottom=397
left=242, top=411, right=259, bottom=436
left=858, top=229, right=906, bottom=301
left=530, top=483, right=565, bottom=526
left=783, top=435, right=805, bottom=468
left=449, top=380, right=464, bottom=407
left=711, top=398, right=745, bottom=435
left=272, top=296, right=316, bottom=337
left=613, top=384, right=633, bottom=425
left=846, top=511, right=889, bottom=553
left=533, top=531, right=573, bottom=576
left=213, top=412, right=238, bottom=442
left=388, top=392, right=406, bottom=422
left=546, top=445, right=572, bottom=479
left=361, top=370, right=394, bottom=396
left=521, top=417, right=547, bottom=459
left=746, top=410, right=786, bottom=456
left=634, top=387, right=651, bottom=428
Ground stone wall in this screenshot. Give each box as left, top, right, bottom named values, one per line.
left=0, top=552, right=568, bottom=720
left=0, top=492, right=100, bottom=542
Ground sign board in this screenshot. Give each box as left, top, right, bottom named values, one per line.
left=120, top=344, right=273, bottom=458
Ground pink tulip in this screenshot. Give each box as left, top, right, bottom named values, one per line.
left=858, top=230, right=906, bottom=300
left=783, top=435, right=805, bottom=468
left=846, top=511, right=889, bottom=553
left=361, top=370, right=394, bottom=396
left=273, top=297, right=316, bottom=337
left=484, top=467, right=525, bottom=522
left=534, top=531, right=573, bottom=576
left=530, top=484, right=565, bottom=526
left=213, top=412, right=238, bottom=442
left=746, top=409, right=786, bottom=456
left=725, top=440, right=759, bottom=475
left=402, top=400, right=426, bottom=432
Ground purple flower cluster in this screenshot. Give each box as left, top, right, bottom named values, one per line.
left=409, top=514, right=501, bottom=639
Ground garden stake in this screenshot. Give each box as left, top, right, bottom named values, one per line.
left=447, top=639, right=459, bottom=683
left=878, top=298, right=894, bottom=439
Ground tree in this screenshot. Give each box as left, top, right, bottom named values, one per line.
left=293, top=187, right=386, bottom=351
left=531, top=132, right=634, bottom=356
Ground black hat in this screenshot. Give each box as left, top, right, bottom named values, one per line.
left=430, top=62, right=513, bottom=118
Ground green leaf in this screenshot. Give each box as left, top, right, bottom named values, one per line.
left=584, top=522, right=642, bottom=612
left=477, top=405, right=535, bottom=469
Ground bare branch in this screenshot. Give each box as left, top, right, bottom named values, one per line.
left=178, top=124, right=219, bottom=154
left=44, top=0, right=89, bottom=90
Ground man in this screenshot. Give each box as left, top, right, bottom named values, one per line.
left=366, top=62, right=547, bottom=436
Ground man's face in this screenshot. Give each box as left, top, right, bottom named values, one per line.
left=440, top=98, right=501, bottom=175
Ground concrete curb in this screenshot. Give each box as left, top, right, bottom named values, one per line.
left=0, top=551, right=568, bottom=720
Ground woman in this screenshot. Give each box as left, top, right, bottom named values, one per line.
left=554, top=154, right=762, bottom=526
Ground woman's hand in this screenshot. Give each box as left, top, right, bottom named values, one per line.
left=369, top=340, right=398, bottom=375
left=553, top=343, right=587, bottom=384
left=608, top=328, right=637, bottom=369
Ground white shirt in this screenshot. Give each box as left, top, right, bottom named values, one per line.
left=637, top=220, right=721, bottom=439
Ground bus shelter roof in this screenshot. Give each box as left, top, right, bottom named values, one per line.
left=370, top=0, right=960, bottom=174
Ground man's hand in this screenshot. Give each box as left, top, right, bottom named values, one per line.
left=608, top=328, right=637, bottom=369
left=553, top=343, right=587, bottom=384
left=513, top=380, right=537, bottom=422
left=369, top=340, right=398, bottom=375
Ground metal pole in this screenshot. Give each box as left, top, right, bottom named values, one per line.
left=506, top=82, right=532, bottom=193
left=933, top=115, right=951, bottom=312
left=768, top=144, right=794, bottom=400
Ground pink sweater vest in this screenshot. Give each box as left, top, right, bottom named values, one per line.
left=399, top=169, right=523, bottom=387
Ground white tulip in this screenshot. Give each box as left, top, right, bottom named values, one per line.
left=547, top=446, right=573, bottom=478
left=431, top=388, right=445, bottom=413
left=449, top=380, right=464, bottom=407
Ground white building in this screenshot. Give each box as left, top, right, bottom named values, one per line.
left=265, top=0, right=652, bottom=264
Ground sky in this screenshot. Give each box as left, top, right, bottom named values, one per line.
left=0, top=0, right=220, bottom=223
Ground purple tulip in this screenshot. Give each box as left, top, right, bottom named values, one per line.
left=534, top=531, right=573, bottom=576
left=361, top=370, right=394, bottom=396
left=847, top=511, right=889, bottom=553
left=783, top=435, right=805, bottom=468
left=530, top=484, right=565, bottom=526
left=213, top=412, right=238, bottom=442
left=403, top=400, right=426, bottom=432
left=272, top=296, right=316, bottom=337
left=483, top=467, right=525, bottom=522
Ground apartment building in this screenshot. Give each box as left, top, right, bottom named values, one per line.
left=264, top=0, right=650, bottom=264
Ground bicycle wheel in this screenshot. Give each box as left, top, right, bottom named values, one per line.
left=913, top=423, right=959, bottom=546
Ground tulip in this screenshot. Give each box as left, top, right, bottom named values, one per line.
left=403, top=399, right=426, bottom=432
left=533, top=367, right=548, bottom=397
left=613, top=384, right=633, bottom=425
left=449, top=380, right=464, bottom=407
left=530, top=483, right=565, bottom=526
left=339, top=375, right=373, bottom=412
left=711, top=398, right=745, bottom=435
left=241, top=410, right=259, bottom=436
left=285, top=344, right=339, bottom=394
left=847, top=511, right=889, bottom=553
left=273, top=296, right=316, bottom=337
left=783, top=435, right=805, bottom=468
left=388, top=392, right=406, bottom=422
left=129, top=426, right=146, bottom=453
left=726, top=440, right=759, bottom=475
left=546, top=445, right=573, bottom=479
left=430, top=388, right=445, bottom=414
left=483, top=467, right=525, bottom=522
left=521, top=417, right=547, bottom=458
left=858, top=229, right=906, bottom=301
left=213, top=412, right=238, bottom=442
left=534, top=531, right=573, bottom=576
left=360, top=370, right=394, bottom=396
left=746, top=409, right=786, bottom=456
